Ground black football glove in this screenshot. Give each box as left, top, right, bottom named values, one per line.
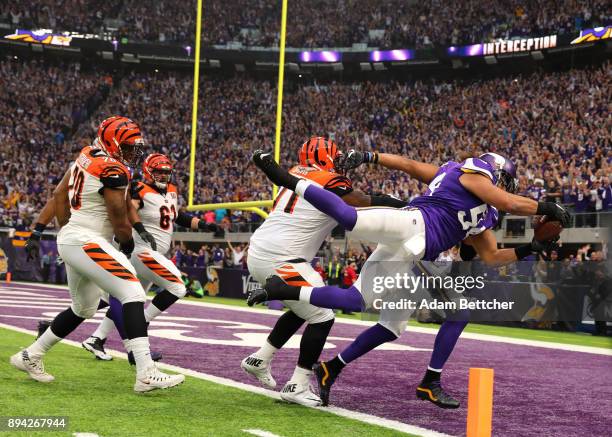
left=536, top=202, right=571, bottom=228
left=25, top=231, right=42, bottom=261
left=138, top=230, right=157, bottom=251
left=118, top=238, right=135, bottom=257
left=530, top=235, right=560, bottom=255
left=336, top=150, right=378, bottom=171
left=515, top=235, right=560, bottom=260
left=133, top=222, right=157, bottom=251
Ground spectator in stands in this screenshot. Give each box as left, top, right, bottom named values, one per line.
left=327, top=255, right=343, bottom=287
left=212, top=245, right=224, bottom=267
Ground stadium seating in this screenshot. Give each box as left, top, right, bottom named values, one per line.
left=0, top=57, right=610, bottom=229
left=2, top=0, right=609, bottom=48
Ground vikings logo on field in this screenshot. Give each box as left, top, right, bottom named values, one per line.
left=571, top=26, right=612, bottom=44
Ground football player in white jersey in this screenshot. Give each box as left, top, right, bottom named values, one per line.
left=10, top=116, right=184, bottom=393
left=242, top=137, right=406, bottom=406
left=81, top=153, right=217, bottom=359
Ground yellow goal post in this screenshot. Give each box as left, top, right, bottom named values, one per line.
left=186, top=0, right=289, bottom=219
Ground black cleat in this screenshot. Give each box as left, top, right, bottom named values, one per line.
left=252, top=150, right=298, bottom=190
left=82, top=336, right=113, bottom=361
left=416, top=380, right=460, bottom=409
left=37, top=320, right=51, bottom=339
left=128, top=350, right=163, bottom=366
left=247, top=288, right=268, bottom=307
left=313, top=361, right=340, bottom=406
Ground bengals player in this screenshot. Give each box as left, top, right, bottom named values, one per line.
left=82, top=153, right=217, bottom=356
left=242, top=137, right=406, bottom=406
left=10, top=116, right=184, bottom=392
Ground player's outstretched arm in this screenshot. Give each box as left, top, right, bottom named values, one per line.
left=339, top=150, right=439, bottom=184
left=53, top=167, right=72, bottom=227
left=175, top=211, right=218, bottom=232
left=376, top=153, right=439, bottom=184
left=342, top=190, right=407, bottom=208
left=460, top=173, right=570, bottom=226
left=467, top=229, right=560, bottom=266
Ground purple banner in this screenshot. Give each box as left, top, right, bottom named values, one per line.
left=299, top=50, right=341, bottom=63
left=370, top=49, right=414, bottom=62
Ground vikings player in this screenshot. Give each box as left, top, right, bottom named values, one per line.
left=248, top=149, right=569, bottom=406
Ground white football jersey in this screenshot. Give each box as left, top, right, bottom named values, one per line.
left=249, top=166, right=353, bottom=262
left=131, top=182, right=178, bottom=255
left=58, top=146, right=131, bottom=245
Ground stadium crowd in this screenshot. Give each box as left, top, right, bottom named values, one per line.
left=0, top=57, right=610, bottom=230
left=2, top=0, right=609, bottom=48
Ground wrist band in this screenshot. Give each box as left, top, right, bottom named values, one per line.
left=514, top=244, right=533, bottom=260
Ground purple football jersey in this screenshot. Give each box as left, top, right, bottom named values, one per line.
left=409, top=158, right=499, bottom=261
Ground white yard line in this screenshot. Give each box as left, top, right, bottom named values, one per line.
left=8, top=281, right=612, bottom=356
left=242, top=429, right=283, bottom=437
left=0, top=322, right=451, bottom=437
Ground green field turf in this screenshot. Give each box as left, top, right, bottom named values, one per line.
left=0, top=328, right=413, bottom=437
left=183, top=294, right=612, bottom=349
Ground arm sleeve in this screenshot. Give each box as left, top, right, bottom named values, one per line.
left=175, top=211, right=194, bottom=228
left=324, top=174, right=353, bottom=197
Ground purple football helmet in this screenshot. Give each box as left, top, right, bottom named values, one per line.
left=479, top=152, right=518, bottom=193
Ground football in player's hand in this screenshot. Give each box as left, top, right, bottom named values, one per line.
left=534, top=216, right=563, bottom=241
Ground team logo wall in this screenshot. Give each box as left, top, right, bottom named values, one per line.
left=0, top=248, right=7, bottom=275
left=571, top=26, right=612, bottom=44
left=205, top=266, right=219, bottom=296
left=242, top=274, right=261, bottom=296
left=5, top=29, right=72, bottom=46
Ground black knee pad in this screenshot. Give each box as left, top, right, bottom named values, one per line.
left=268, top=311, right=305, bottom=349
left=298, top=318, right=335, bottom=369
left=50, top=307, right=85, bottom=338
left=122, top=301, right=147, bottom=339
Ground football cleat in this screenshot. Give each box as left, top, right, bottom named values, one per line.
left=280, top=381, right=322, bottom=407
left=10, top=350, right=54, bottom=383
left=37, top=320, right=51, bottom=339
left=128, top=350, right=163, bottom=366
left=240, top=355, right=276, bottom=389
left=247, top=288, right=268, bottom=307
left=134, top=365, right=184, bottom=393
left=313, top=361, right=340, bottom=406
left=416, top=380, right=460, bottom=409
left=82, top=336, right=113, bottom=361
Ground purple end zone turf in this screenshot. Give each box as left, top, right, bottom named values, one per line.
left=1, top=283, right=611, bottom=436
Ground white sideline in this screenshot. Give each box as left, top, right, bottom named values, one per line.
left=8, top=281, right=611, bottom=356
left=0, top=322, right=452, bottom=437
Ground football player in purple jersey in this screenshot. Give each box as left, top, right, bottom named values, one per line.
left=248, top=149, right=569, bottom=408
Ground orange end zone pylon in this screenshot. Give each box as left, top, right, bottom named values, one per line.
left=466, top=367, right=494, bottom=437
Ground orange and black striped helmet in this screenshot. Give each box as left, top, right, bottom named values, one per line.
left=298, top=137, right=341, bottom=172
left=142, top=153, right=173, bottom=189
left=95, top=115, right=144, bottom=166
